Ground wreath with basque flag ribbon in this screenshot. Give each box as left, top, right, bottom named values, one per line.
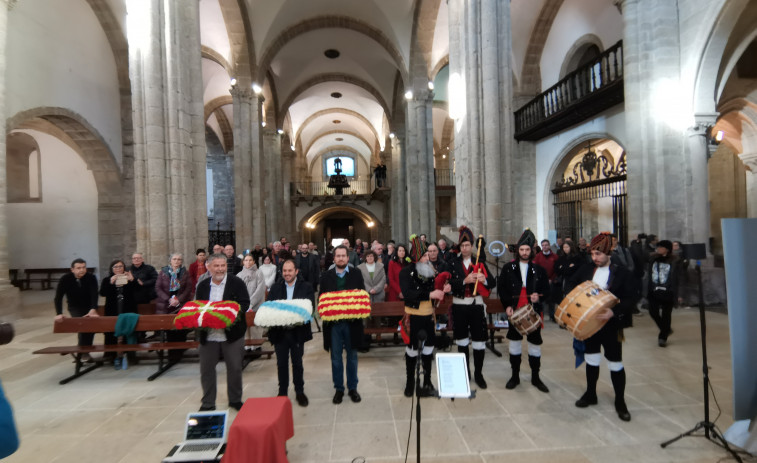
left=174, top=300, right=241, bottom=330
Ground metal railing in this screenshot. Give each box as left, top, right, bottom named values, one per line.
left=291, top=179, right=372, bottom=196
left=434, top=169, right=455, bottom=187
left=515, top=41, right=623, bottom=137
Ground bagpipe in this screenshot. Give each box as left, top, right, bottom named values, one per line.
left=400, top=271, right=452, bottom=345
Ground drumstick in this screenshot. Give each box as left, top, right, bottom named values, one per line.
left=472, top=234, right=484, bottom=296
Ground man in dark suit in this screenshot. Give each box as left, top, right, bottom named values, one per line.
left=295, top=243, right=320, bottom=291
left=195, top=253, right=250, bottom=412
left=267, top=260, right=314, bottom=407
left=319, top=245, right=366, bottom=404
left=566, top=232, right=635, bottom=422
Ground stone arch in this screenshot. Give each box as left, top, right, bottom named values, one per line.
left=257, top=15, right=408, bottom=86
left=303, top=129, right=375, bottom=163
left=408, top=0, right=442, bottom=88
left=277, top=74, right=391, bottom=128
left=430, top=55, right=449, bottom=81
left=297, top=108, right=380, bottom=150
left=204, top=96, right=233, bottom=122
left=544, top=132, right=627, bottom=240
left=519, top=0, right=565, bottom=95
left=558, top=33, right=603, bottom=79
left=5, top=132, right=41, bottom=202
left=202, top=46, right=232, bottom=73
left=7, top=107, right=127, bottom=274
left=218, top=0, right=256, bottom=86
left=693, top=0, right=755, bottom=116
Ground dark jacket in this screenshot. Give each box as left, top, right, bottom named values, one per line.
left=399, top=264, right=435, bottom=309
left=295, top=253, right=320, bottom=289
left=319, top=268, right=366, bottom=351
left=449, top=258, right=495, bottom=299
left=497, top=260, right=550, bottom=313
left=647, top=253, right=680, bottom=302
left=567, top=262, right=636, bottom=328
left=555, top=253, right=585, bottom=298
left=128, top=263, right=158, bottom=303
left=99, top=275, right=138, bottom=316
left=54, top=272, right=99, bottom=315
left=195, top=274, right=250, bottom=344
left=226, top=256, right=243, bottom=276
left=155, top=266, right=193, bottom=314
left=266, top=280, right=315, bottom=345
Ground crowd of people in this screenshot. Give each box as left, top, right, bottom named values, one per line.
left=52, top=227, right=687, bottom=417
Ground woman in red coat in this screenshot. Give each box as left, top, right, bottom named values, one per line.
left=387, top=244, right=409, bottom=301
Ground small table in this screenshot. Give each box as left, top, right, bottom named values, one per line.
left=222, top=397, right=294, bottom=463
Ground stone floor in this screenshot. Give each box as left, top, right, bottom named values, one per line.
left=0, top=290, right=748, bottom=463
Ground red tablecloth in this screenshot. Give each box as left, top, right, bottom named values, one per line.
left=222, top=397, right=294, bottom=463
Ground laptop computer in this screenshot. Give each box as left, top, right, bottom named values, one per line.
left=163, top=410, right=229, bottom=462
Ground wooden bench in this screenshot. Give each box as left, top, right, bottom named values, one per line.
left=33, top=311, right=273, bottom=384
left=22, top=267, right=97, bottom=290
left=366, top=298, right=506, bottom=353
left=9, top=269, right=23, bottom=289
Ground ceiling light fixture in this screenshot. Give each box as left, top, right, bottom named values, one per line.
left=715, top=130, right=724, bottom=142
left=252, top=83, right=262, bottom=94
left=277, top=129, right=284, bottom=135
left=261, top=121, right=266, bottom=127
left=230, top=78, right=237, bottom=86
left=324, top=49, right=340, bottom=59
left=331, top=92, right=342, bottom=99
left=389, top=132, right=395, bottom=139
left=404, top=90, right=413, bottom=100
left=428, top=81, right=434, bottom=90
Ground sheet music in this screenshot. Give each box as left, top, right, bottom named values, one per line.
left=435, top=353, right=471, bottom=398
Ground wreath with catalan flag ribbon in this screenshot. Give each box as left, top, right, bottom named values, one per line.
left=317, top=289, right=371, bottom=321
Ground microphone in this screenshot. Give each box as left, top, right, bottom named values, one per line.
left=417, top=329, right=427, bottom=352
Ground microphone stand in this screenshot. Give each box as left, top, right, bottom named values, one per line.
left=415, top=330, right=427, bottom=463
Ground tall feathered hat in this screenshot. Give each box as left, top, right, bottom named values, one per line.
left=409, top=234, right=428, bottom=262
left=517, top=228, right=536, bottom=248
left=458, top=225, right=474, bottom=245
left=589, top=232, right=613, bottom=255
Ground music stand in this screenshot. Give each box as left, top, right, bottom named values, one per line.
left=660, top=243, right=742, bottom=462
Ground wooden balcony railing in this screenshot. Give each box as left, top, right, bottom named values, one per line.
left=515, top=41, right=624, bottom=141
left=291, top=179, right=373, bottom=197
left=434, top=169, right=455, bottom=187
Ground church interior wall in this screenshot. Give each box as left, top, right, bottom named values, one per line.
left=6, top=130, right=99, bottom=270
left=539, top=0, right=622, bottom=90
left=6, top=0, right=123, bottom=166
left=533, top=105, right=626, bottom=241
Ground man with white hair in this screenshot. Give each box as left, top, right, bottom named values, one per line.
left=195, top=253, right=250, bottom=411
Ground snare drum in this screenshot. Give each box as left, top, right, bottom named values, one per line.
left=509, top=304, right=541, bottom=336
left=556, top=281, right=619, bottom=341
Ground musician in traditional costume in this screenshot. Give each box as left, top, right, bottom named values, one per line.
left=399, top=235, right=451, bottom=397
left=497, top=229, right=550, bottom=392
left=449, top=226, right=495, bottom=389
left=566, top=232, right=634, bottom=421
left=318, top=245, right=367, bottom=404
left=262, top=259, right=315, bottom=407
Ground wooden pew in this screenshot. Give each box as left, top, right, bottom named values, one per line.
left=366, top=298, right=505, bottom=352
left=33, top=311, right=272, bottom=384
left=22, top=267, right=97, bottom=290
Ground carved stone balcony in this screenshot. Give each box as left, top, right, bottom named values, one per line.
left=515, top=41, right=624, bottom=142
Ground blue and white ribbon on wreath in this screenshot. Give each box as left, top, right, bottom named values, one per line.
left=255, top=299, right=314, bottom=327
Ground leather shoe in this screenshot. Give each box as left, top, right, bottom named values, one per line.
left=348, top=389, right=361, bottom=403
left=531, top=377, right=550, bottom=393
left=332, top=390, right=344, bottom=404
left=658, top=338, right=667, bottom=347
left=575, top=392, right=598, bottom=408
left=295, top=393, right=309, bottom=407
left=474, top=373, right=488, bottom=389
left=199, top=404, right=216, bottom=411
left=505, top=376, right=520, bottom=390
left=615, top=399, right=631, bottom=421
left=229, top=402, right=244, bottom=411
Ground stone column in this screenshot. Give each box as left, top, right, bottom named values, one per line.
left=740, top=152, right=757, bottom=218
left=687, top=121, right=714, bottom=247
left=230, top=88, right=265, bottom=248
left=404, top=90, right=436, bottom=239
left=262, top=127, right=282, bottom=242
left=391, top=133, right=408, bottom=241
left=281, top=150, right=294, bottom=236
left=448, top=0, right=514, bottom=240
left=620, top=0, right=697, bottom=242
left=0, top=0, right=20, bottom=310
left=129, top=0, right=206, bottom=265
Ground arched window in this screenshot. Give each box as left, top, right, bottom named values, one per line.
left=325, top=156, right=355, bottom=177
left=6, top=132, right=41, bottom=202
